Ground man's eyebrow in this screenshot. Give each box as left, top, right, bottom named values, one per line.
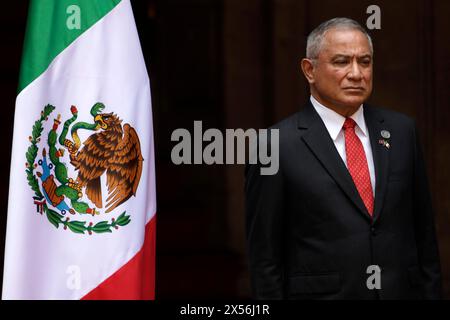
left=331, top=54, right=372, bottom=59
left=331, top=54, right=350, bottom=59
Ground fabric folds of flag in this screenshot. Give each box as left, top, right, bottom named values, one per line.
left=2, top=0, right=156, bottom=300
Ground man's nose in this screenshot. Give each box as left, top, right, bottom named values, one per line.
left=347, top=60, right=363, bottom=81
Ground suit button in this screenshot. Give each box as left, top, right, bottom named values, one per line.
left=371, top=227, right=377, bottom=236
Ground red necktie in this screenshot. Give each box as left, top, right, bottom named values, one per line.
left=343, top=118, right=374, bottom=216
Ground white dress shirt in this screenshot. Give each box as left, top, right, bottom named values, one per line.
left=310, top=95, right=376, bottom=195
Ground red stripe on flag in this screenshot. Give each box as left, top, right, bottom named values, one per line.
left=82, top=215, right=156, bottom=300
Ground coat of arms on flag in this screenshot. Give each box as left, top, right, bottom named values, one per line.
left=26, top=102, right=143, bottom=234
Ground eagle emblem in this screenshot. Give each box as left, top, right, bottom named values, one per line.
left=25, top=103, right=143, bottom=235
left=67, top=105, right=143, bottom=213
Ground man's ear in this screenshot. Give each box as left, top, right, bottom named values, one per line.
left=301, top=58, right=315, bottom=84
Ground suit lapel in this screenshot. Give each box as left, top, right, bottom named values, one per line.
left=298, top=102, right=372, bottom=222
left=364, top=105, right=390, bottom=224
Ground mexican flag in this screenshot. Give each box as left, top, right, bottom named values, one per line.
left=2, top=0, right=156, bottom=299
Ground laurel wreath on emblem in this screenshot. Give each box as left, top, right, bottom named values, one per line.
left=25, top=104, right=144, bottom=235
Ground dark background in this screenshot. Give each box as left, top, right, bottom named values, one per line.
left=0, top=0, right=449, bottom=299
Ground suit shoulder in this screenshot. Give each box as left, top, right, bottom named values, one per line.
left=366, top=105, right=416, bottom=128
left=268, top=112, right=300, bottom=131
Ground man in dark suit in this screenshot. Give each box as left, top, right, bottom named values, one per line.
left=245, top=17, right=442, bottom=299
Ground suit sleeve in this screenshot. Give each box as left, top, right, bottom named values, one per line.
left=245, top=150, right=285, bottom=299
left=412, top=122, right=443, bottom=299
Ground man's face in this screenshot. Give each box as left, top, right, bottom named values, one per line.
left=306, top=28, right=373, bottom=111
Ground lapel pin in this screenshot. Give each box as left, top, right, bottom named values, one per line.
left=381, top=130, right=390, bottom=139
left=378, top=139, right=390, bottom=149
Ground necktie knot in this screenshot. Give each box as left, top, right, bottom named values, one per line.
left=343, top=118, right=356, bottom=130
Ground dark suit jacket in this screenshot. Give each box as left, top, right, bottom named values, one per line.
left=245, top=101, right=442, bottom=299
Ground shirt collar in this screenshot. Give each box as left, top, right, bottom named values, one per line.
left=310, top=95, right=368, bottom=141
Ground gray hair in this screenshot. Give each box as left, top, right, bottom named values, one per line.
left=306, top=17, right=373, bottom=59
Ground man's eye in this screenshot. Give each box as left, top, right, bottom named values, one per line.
left=334, top=60, right=348, bottom=65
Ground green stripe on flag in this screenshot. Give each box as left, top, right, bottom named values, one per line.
left=18, top=0, right=121, bottom=93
